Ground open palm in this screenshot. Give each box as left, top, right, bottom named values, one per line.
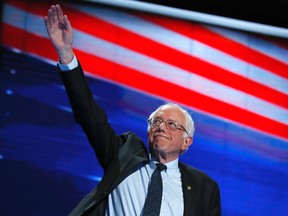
left=44, top=4, right=73, bottom=63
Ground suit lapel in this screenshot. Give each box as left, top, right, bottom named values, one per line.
left=180, top=163, right=199, bottom=216
left=95, top=133, right=149, bottom=204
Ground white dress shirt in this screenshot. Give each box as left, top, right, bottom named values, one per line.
left=105, top=157, right=184, bottom=216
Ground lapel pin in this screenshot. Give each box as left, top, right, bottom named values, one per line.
left=187, top=186, right=192, bottom=190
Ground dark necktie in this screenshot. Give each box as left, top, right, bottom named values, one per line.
left=142, top=163, right=167, bottom=216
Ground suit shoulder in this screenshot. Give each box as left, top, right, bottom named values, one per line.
left=119, top=132, right=148, bottom=150
left=120, top=131, right=143, bottom=143
left=180, top=162, right=218, bottom=184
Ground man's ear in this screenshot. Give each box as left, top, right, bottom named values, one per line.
left=182, top=136, right=193, bottom=151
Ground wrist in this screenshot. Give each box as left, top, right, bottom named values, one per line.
left=57, top=47, right=74, bottom=64
left=58, top=54, right=78, bottom=71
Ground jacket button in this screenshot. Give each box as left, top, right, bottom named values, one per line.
left=187, top=186, right=192, bottom=190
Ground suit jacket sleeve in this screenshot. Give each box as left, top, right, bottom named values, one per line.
left=58, top=62, right=123, bottom=169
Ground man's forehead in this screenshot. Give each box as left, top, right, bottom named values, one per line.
left=155, top=106, right=184, bottom=119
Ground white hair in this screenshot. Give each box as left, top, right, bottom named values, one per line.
left=147, top=103, right=195, bottom=137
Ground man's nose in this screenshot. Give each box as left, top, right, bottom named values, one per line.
left=158, top=121, right=166, bottom=131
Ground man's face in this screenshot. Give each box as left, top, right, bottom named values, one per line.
left=148, top=105, right=192, bottom=162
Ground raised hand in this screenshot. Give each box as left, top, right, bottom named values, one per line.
left=44, top=4, right=74, bottom=64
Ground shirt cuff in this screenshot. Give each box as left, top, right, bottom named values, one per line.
left=57, top=55, right=78, bottom=71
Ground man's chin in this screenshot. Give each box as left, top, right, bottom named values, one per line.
left=150, top=141, right=167, bottom=153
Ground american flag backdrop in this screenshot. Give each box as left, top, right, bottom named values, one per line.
left=1, top=0, right=288, bottom=215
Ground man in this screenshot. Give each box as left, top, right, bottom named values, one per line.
left=44, top=4, right=221, bottom=216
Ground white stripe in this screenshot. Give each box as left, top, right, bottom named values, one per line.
left=71, top=29, right=288, bottom=125
left=3, top=4, right=49, bottom=38
left=207, top=26, right=288, bottom=64
left=73, top=5, right=288, bottom=95
left=4, top=4, right=288, bottom=125
left=193, top=42, right=288, bottom=96
left=3, top=5, right=27, bottom=29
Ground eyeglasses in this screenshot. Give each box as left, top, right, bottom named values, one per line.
left=148, top=118, right=188, bottom=135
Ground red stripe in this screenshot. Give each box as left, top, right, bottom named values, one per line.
left=1, top=24, right=25, bottom=48
left=2, top=24, right=58, bottom=60
left=76, top=50, right=288, bottom=141
left=11, top=0, right=288, bottom=56
left=134, top=12, right=288, bottom=80
left=2, top=22, right=288, bottom=140
left=4, top=1, right=288, bottom=110
left=59, top=7, right=288, bottom=109
left=5, top=0, right=51, bottom=12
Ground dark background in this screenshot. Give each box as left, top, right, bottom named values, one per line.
left=139, top=0, right=288, bottom=28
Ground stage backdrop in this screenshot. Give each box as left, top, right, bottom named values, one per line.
left=1, top=0, right=288, bottom=215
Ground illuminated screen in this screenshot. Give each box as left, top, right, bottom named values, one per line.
left=1, top=0, right=287, bottom=215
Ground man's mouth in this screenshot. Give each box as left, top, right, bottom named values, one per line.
left=154, top=133, right=169, bottom=140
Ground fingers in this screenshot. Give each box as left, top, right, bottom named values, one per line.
left=44, top=16, right=50, bottom=30
left=45, top=4, right=64, bottom=27
left=55, top=4, right=64, bottom=22
left=45, top=5, right=55, bottom=27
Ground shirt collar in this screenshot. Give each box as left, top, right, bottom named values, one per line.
left=149, top=154, right=179, bottom=172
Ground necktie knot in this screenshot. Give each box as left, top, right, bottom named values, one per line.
left=156, top=163, right=167, bottom=172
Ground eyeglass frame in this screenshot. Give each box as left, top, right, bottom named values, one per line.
left=147, top=117, right=188, bottom=135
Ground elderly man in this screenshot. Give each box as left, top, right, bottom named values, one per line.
left=44, top=4, right=221, bottom=216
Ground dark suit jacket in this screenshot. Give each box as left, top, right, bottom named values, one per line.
left=59, top=63, right=221, bottom=216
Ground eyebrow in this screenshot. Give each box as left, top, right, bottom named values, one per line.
left=153, top=116, right=180, bottom=123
